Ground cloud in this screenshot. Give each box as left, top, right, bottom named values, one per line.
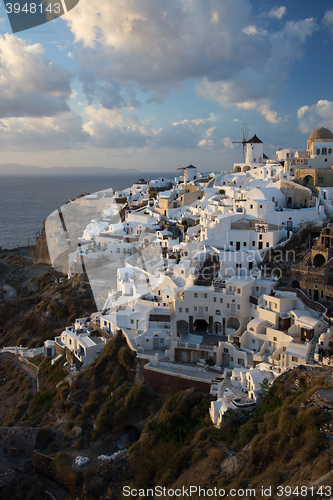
left=0, top=34, right=72, bottom=118
left=63, top=1, right=318, bottom=124
left=257, top=103, right=283, bottom=124
left=196, top=17, right=318, bottom=122
left=0, top=112, right=88, bottom=151
left=65, top=0, right=256, bottom=98
left=82, top=105, right=158, bottom=149
left=297, top=100, right=333, bottom=134
left=268, top=6, right=286, bottom=20
left=78, top=68, right=139, bottom=109
left=323, top=9, right=333, bottom=35
left=222, top=137, right=234, bottom=149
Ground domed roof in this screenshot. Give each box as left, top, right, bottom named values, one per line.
left=320, top=328, right=332, bottom=340
left=309, top=127, right=333, bottom=141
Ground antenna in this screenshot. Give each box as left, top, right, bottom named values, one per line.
left=232, top=123, right=249, bottom=161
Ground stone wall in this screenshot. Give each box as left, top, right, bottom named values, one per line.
left=144, top=366, right=211, bottom=393
left=32, top=451, right=75, bottom=496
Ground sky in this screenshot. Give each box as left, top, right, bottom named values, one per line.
left=0, top=0, right=333, bottom=173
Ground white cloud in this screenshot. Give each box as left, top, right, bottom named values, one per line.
left=65, top=0, right=254, bottom=97
left=222, top=137, right=234, bottom=149
left=323, top=9, right=333, bottom=35
left=0, top=34, right=72, bottom=118
left=242, top=25, right=260, bottom=35
left=297, top=100, right=333, bottom=134
left=196, top=17, right=318, bottom=122
left=257, top=103, right=282, bottom=124
left=268, top=6, right=286, bottom=20
left=62, top=0, right=317, bottom=117
left=0, top=112, right=88, bottom=151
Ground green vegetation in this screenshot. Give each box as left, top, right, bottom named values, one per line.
left=0, top=358, right=33, bottom=426
left=128, top=389, right=212, bottom=487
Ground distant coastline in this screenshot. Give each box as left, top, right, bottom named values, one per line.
left=0, top=163, right=141, bottom=176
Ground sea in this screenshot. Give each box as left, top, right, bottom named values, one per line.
left=0, top=173, right=170, bottom=250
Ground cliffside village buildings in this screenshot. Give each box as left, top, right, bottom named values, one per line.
left=44, top=127, right=333, bottom=426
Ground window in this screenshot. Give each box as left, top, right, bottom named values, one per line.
left=322, top=148, right=327, bottom=155
left=205, top=307, right=208, bottom=312
left=130, top=319, right=134, bottom=324
left=117, top=248, right=120, bottom=253
left=194, top=293, right=198, bottom=298
left=259, top=234, right=262, bottom=240
left=252, top=241, right=255, bottom=246
left=318, top=177, right=324, bottom=184
left=186, top=308, right=189, bottom=313
left=237, top=288, right=240, bottom=293
left=237, top=304, right=240, bottom=310
left=317, top=148, right=320, bottom=155
left=243, top=242, right=247, bottom=246
left=230, top=241, right=233, bottom=246
left=179, top=308, right=182, bottom=313
left=227, top=303, right=230, bottom=308
left=250, top=204, right=253, bottom=209
left=215, top=310, right=221, bottom=315
left=204, top=293, right=207, bottom=298
left=194, top=306, right=197, bottom=311
left=292, top=356, right=298, bottom=362
left=224, top=348, right=229, bottom=353
left=260, top=204, right=263, bottom=208
left=220, top=298, right=223, bottom=303
left=266, top=242, right=269, bottom=247
left=252, top=339, right=255, bottom=344
left=273, top=337, right=277, bottom=342
left=329, top=148, right=332, bottom=154
left=214, top=297, right=216, bottom=302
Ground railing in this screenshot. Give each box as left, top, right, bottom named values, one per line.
left=174, top=341, right=216, bottom=352
left=226, top=310, right=240, bottom=318
left=193, top=312, right=209, bottom=322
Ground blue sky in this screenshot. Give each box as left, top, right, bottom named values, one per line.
left=0, top=0, right=332, bottom=173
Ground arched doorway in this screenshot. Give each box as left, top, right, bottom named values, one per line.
left=226, top=317, right=240, bottom=331
left=304, top=175, right=314, bottom=187
left=194, top=319, right=208, bottom=334
left=177, top=320, right=188, bottom=335
left=313, top=254, right=326, bottom=268
left=214, top=321, right=222, bottom=334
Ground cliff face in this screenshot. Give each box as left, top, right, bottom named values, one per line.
left=29, top=222, right=51, bottom=266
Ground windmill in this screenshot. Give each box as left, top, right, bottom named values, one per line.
left=232, top=123, right=249, bottom=161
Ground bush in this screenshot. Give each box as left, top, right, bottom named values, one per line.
left=208, top=447, right=227, bottom=463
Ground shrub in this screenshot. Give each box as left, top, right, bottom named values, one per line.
left=208, top=447, right=227, bottom=463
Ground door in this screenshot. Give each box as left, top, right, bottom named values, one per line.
left=236, top=241, right=240, bottom=251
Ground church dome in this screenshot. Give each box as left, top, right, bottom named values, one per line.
left=309, top=127, right=333, bottom=141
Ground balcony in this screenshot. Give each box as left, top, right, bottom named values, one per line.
left=226, top=310, right=241, bottom=318
left=249, top=295, right=259, bottom=305
left=193, top=311, right=210, bottom=322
